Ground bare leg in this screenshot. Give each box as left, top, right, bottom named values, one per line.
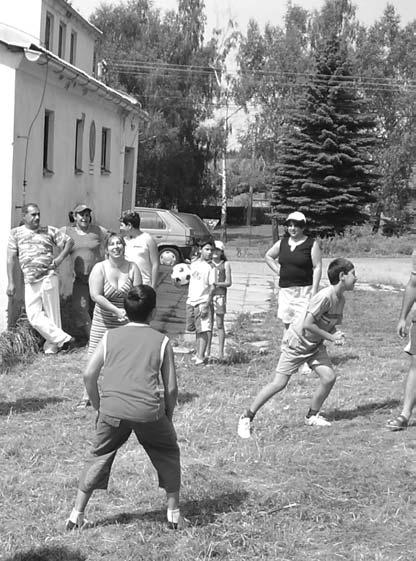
left=217, top=314, right=225, bottom=359
left=196, top=332, right=209, bottom=360
left=309, top=365, right=337, bottom=412
left=248, top=371, right=290, bottom=415
left=401, top=356, right=416, bottom=420
left=73, top=489, right=92, bottom=513
left=206, top=331, right=212, bottom=357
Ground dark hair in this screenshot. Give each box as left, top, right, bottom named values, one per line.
left=124, top=285, right=156, bottom=322
left=22, top=203, right=39, bottom=214
left=199, top=240, right=214, bottom=249
left=327, top=258, right=354, bottom=285
left=106, top=232, right=126, bottom=250
left=121, top=210, right=141, bottom=229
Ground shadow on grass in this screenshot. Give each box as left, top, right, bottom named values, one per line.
left=331, top=353, right=360, bottom=366
left=3, top=547, right=85, bottom=561
left=0, top=396, right=66, bottom=416
left=178, top=391, right=199, bottom=405
left=96, top=490, right=248, bottom=528
left=328, top=398, right=401, bottom=420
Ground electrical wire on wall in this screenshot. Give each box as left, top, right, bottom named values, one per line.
left=21, top=56, right=49, bottom=207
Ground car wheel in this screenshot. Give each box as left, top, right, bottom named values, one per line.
left=159, top=247, right=180, bottom=267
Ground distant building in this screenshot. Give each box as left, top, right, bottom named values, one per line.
left=0, top=0, right=142, bottom=330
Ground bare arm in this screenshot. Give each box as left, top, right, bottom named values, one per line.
left=265, top=241, right=281, bottom=275
left=397, top=273, right=416, bottom=338
left=303, top=311, right=344, bottom=344
left=311, top=241, right=322, bottom=296
left=89, top=263, right=126, bottom=320
left=148, top=236, right=160, bottom=289
left=84, top=338, right=105, bottom=410
left=53, top=238, right=74, bottom=269
left=161, top=341, right=178, bottom=421
left=130, top=262, right=142, bottom=286
left=6, top=248, right=17, bottom=296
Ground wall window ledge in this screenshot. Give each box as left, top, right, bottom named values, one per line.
left=43, top=168, right=54, bottom=177
left=74, top=168, right=84, bottom=175
left=100, top=169, right=111, bottom=175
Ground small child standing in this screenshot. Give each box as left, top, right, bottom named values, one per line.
left=207, top=240, right=232, bottom=361
left=238, top=258, right=357, bottom=438
left=185, top=241, right=215, bottom=365
left=65, top=285, right=184, bottom=530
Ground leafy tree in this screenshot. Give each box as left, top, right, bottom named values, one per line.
left=90, top=0, right=218, bottom=207
left=269, top=36, right=379, bottom=236
left=355, top=5, right=416, bottom=224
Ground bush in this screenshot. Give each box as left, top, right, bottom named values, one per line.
left=0, top=316, right=41, bottom=371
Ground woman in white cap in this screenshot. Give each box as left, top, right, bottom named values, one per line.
left=265, top=211, right=322, bottom=349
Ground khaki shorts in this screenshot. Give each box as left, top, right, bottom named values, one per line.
left=186, top=303, right=212, bottom=333
left=212, top=294, right=226, bottom=315
left=276, top=329, right=333, bottom=377
left=277, top=285, right=312, bottom=324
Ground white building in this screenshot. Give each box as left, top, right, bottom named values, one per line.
left=0, top=0, right=141, bottom=330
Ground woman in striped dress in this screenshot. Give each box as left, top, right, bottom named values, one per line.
left=77, top=233, right=142, bottom=407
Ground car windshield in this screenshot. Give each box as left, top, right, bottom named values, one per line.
left=178, top=213, right=210, bottom=235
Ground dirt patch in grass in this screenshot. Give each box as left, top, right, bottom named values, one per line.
left=1, top=290, right=414, bottom=560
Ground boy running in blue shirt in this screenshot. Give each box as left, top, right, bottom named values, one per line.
left=238, top=258, right=357, bottom=438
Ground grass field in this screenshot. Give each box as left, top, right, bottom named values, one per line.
left=1, top=289, right=415, bottom=560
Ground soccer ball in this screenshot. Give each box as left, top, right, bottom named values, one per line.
left=171, top=263, right=191, bottom=286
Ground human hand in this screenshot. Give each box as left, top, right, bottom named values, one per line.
left=6, top=282, right=15, bottom=297
left=397, top=319, right=408, bottom=339
left=115, top=309, right=127, bottom=322
left=333, top=331, right=346, bottom=346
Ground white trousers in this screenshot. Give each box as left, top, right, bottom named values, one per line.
left=25, top=275, right=70, bottom=353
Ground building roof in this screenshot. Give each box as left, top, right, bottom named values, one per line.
left=0, top=23, right=141, bottom=113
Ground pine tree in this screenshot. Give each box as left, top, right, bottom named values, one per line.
left=270, top=37, right=379, bottom=236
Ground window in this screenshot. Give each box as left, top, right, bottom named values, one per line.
left=58, top=21, right=66, bottom=58
left=45, top=12, right=53, bottom=50
left=43, top=110, right=54, bottom=174
left=75, top=118, right=84, bottom=172
left=100, top=128, right=111, bottom=172
left=139, top=211, right=166, bottom=230
left=69, top=31, right=77, bottom=65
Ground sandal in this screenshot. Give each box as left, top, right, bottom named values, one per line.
left=386, top=414, right=408, bottom=431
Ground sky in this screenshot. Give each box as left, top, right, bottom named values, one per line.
left=76, top=0, right=416, bottom=33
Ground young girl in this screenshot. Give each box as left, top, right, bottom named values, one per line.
left=208, top=241, right=232, bottom=361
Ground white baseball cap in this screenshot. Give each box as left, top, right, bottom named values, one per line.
left=286, top=211, right=306, bottom=223
left=214, top=240, right=225, bottom=250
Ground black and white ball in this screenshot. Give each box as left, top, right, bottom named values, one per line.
left=171, top=263, right=191, bottom=286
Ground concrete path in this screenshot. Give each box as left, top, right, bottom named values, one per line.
left=153, top=257, right=413, bottom=338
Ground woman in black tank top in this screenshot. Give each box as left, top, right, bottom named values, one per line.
left=265, top=211, right=322, bottom=334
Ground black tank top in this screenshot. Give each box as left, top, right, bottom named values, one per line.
left=278, top=236, right=314, bottom=288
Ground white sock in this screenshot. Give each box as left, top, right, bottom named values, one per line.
left=69, top=509, right=84, bottom=524
left=167, top=508, right=180, bottom=524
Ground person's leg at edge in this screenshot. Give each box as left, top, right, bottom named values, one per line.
left=401, top=356, right=416, bottom=420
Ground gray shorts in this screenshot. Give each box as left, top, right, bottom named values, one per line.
left=276, top=329, right=333, bottom=377
left=78, top=413, right=181, bottom=494
left=404, top=322, right=416, bottom=355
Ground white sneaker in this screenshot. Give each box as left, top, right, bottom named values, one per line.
left=238, top=415, right=252, bottom=439
left=304, top=413, right=331, bottom=427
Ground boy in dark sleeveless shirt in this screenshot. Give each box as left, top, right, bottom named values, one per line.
left=66, top=286, right=183, bottom=530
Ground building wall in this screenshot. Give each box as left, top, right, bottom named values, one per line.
left=40, top=0, right=99, bottom=74
left=0, top=56, right=20, bottom=332
left=12, top=60, right=138, bottom=232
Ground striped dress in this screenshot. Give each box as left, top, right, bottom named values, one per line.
left=88, top=276, right=133, bottom=356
